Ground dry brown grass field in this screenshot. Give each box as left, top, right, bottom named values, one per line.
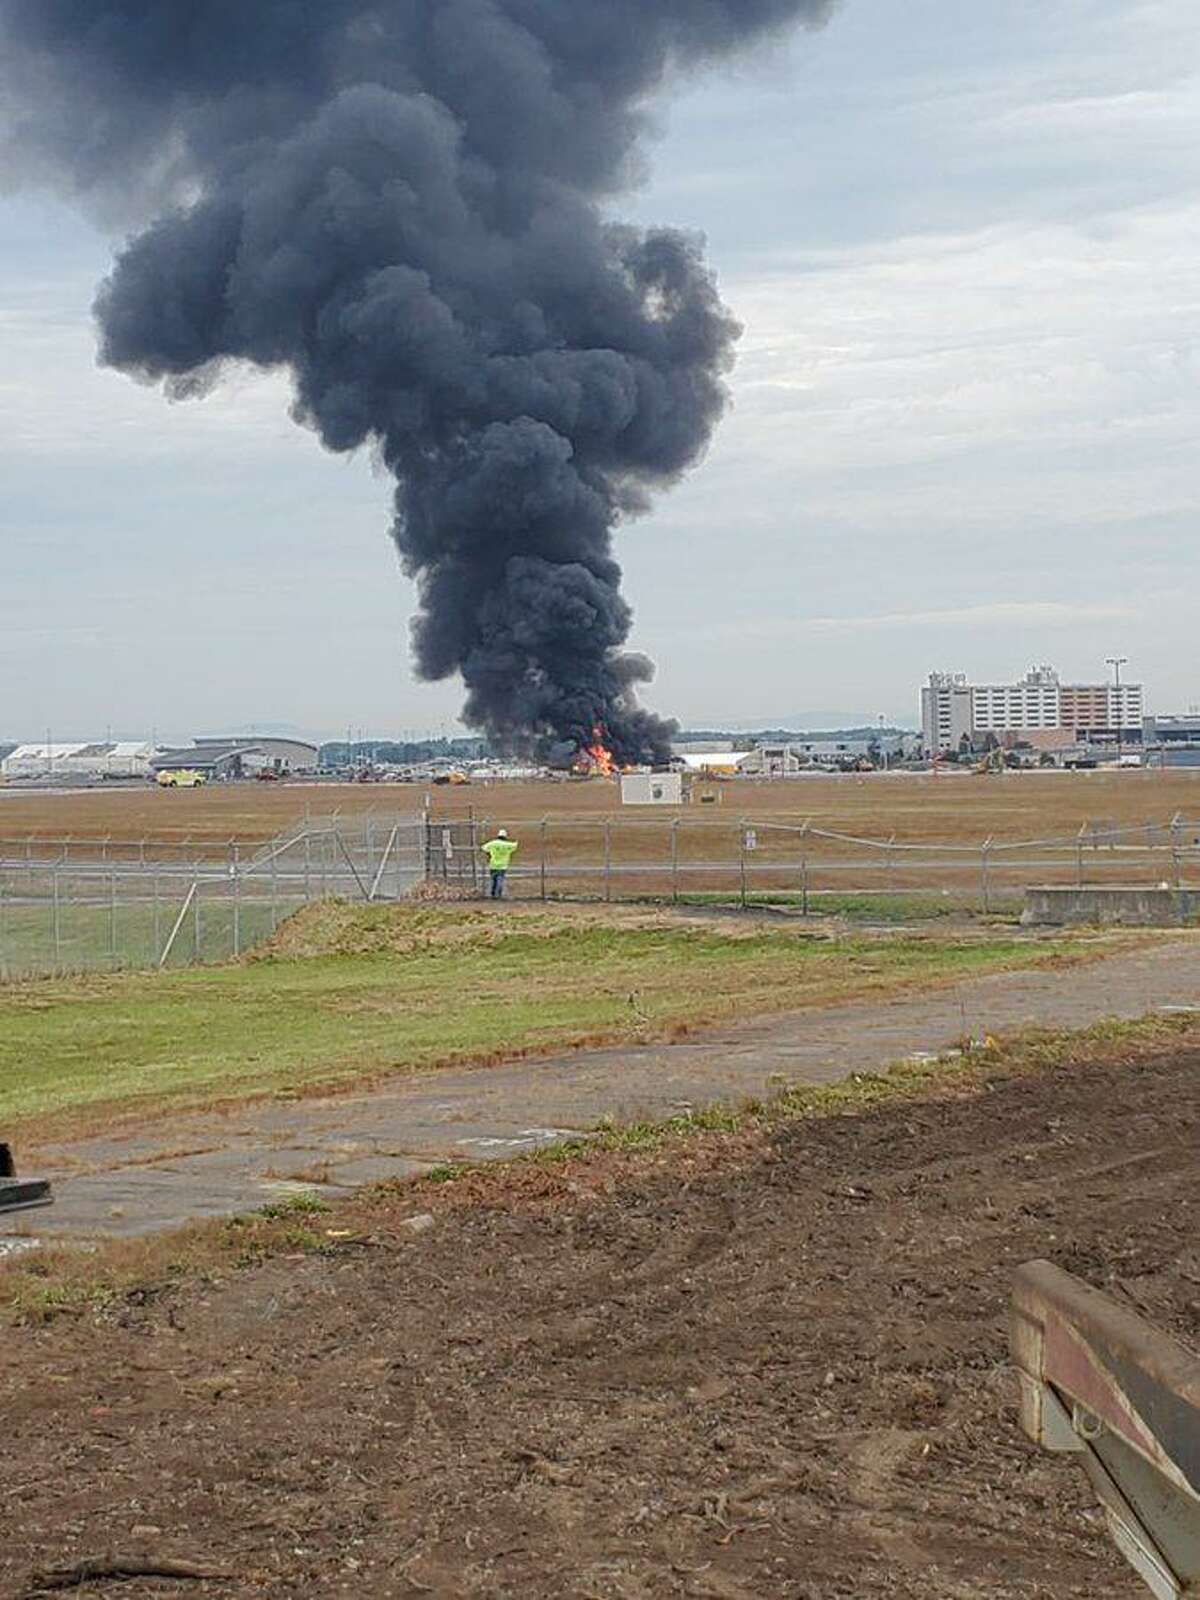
left=0, top=780, right=369, bottom=848
left=2, top=768, right=1196, bottom=846
left=3, top=769, right=1198, bottom=902
left=429, top=767, right=1200, bottom=841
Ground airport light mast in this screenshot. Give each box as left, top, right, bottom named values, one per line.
left=1106, top=656, right=1128, bottom=766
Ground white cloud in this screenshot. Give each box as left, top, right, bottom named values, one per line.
left=656, top=601, right=1137, bottom=647
left=993, top=83, right=1199, bottom=135
left=640, top=197, right=1200, bottom=560
left=799, top=601, right=1138, bottom=633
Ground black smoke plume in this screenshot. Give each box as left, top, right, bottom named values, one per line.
left=0, top=1, right=834, bottom=764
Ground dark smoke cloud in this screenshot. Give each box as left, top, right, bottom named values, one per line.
left=0, top=0, right=834, bottom=763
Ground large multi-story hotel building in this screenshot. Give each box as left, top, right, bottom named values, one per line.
left=921, top=667, right=1143, bottom=753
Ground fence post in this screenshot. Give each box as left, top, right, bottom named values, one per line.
left=540, top=818, right=548, bottom=901
left=671, top=817, right=680, bottom=905
left=333, top=829, right=371, bottom=900
left=981, top=836, right=993, bottom=915
left=369, top=824, right=400, bottom=902
left=603, top=818, right=612, bottom=903
left=0, top=879, right=7, bottom=980
left=158, top=881, right=198, bottom=970
left=1076, top=824, right=1086, bottom=888
left=193, top=870, right=202, bottom=961
left=304, top=829, right=313, bottom=902
left=109, top=871, right=118, bottom=967
left=233, top=843, right=241, bottom=956
left=739, top=822, right=748, bottom=909
left=396, top=816, right=407, bottom=901
left=153, top=871, right=162, bottom=962
left=52, top=867, right=62, bottom=970
left=1171, top=811, right=1183, bottom=888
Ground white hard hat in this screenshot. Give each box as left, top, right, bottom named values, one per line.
left=497, top=828, right=508, bottom=838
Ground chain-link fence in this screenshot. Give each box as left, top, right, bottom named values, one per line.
left=426, top=812, right=1200, bottom=912
left=0, top=812, right=424, bottom=979
left=4, top=807, right=1199, bottom=978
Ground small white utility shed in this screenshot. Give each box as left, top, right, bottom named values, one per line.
left=621, top=771, right=684, bottom=806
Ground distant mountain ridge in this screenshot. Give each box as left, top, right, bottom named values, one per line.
left=680, top=724, right=915, bottom=744
left=695, top=712, right=916, bottom=734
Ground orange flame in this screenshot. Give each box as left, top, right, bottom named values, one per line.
left=580, top=725, right=617, bottom=776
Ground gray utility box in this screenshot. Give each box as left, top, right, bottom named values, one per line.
left=0, top=1144, right=52, bottom=1213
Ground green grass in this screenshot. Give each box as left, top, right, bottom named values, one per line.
left=0, top=907, right=1084, bottom=1136
left=256, top=1192, right=332, bottom=1220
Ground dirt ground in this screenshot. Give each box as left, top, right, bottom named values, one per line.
left=3, top=767, right=1199, bottom=848
left=4, top=1036, right=1197, bottom=1598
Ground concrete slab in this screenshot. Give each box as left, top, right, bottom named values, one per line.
left=22, top=1171, right=291, bottom=1239
left=1024, top=885, right=1199, bottom=927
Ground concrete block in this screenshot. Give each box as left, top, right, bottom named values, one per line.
left=1022, top=885, right=1198, bottom=928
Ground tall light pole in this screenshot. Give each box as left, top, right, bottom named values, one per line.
left=1106, top=656, right=1128, bottom=767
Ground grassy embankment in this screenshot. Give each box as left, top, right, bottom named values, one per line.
left=0, top=901, right=1092, bottom=1140
left=0, top=891, right=1003, bottom=984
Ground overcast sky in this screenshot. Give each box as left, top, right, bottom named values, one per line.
left=2, top=0, right=1197, bottom=741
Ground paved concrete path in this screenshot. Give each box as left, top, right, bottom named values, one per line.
left=3, top=938, right=1196, bottom=1245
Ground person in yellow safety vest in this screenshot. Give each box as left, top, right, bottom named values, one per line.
left=482, top=828, right=518, bottom=899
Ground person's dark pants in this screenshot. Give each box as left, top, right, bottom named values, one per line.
left=490, top=870, right=507, bottom=899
